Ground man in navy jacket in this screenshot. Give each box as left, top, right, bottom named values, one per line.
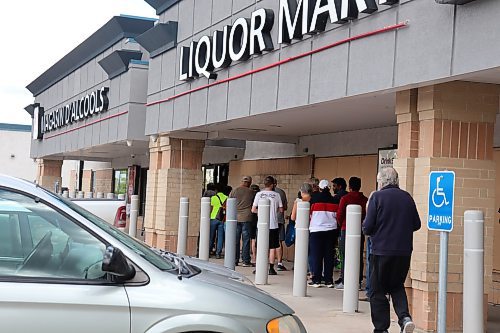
left=363, top=167, right=421, bottom=333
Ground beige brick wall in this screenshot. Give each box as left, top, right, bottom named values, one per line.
left=36, top=159, right=62, bottom=192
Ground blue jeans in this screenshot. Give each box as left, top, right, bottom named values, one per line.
left=235, top=222, right=251, bottom=264
left=210, top=219, right=224, bottom=255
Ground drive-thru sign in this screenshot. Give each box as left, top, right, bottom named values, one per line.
left=428, top=171, right=455, bottom=232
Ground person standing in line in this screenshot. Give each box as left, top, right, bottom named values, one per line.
left=361, top=190, right=377, bottom=302
left=252, top=176, right=283, bottom=275
left=229, top=176, right=255, bottom=267
left=273, top=178, right=288, bottom=271
left=209, top=184, right=227, bottom=259
left=363, top=167, right=420, bottom=333
left=331, top=177, right=348, bottom=280
left=249, top=184, right=260, bottom=263
left=336, top=177, right=368, bottom=289
left=290, top=183, right=313, bottom=273
left=307, top=179, right=338, bottom=288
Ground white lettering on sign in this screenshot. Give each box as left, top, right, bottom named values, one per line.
left=35, top=87, right=109, bottom=139
left=179, top=0, right=399, bottom=80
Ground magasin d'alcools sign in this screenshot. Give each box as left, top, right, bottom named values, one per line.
left=33, top=87, right=109, bottom=140
left=180, top=0, right=398, bottom=80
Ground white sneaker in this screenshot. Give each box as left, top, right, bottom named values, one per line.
left=402, top=318, right=415, bottom=333
left=335, top=282, right=344, bottom=290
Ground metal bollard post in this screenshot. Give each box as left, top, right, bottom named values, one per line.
left=107, top=193, right=114, bottom=199
left=224, top=198, right=237, bottom=269
left=255, top=198, right=270, bottom=285
left=77, top=191, right=84, bottom=199
left=199, top=197, right=211, bottom=261
left=463, top=210, right=484, bottom=333
left=177, top=197, right=189, bottom=255
left=97, top=192, right=104, bottom=199
left=129, top=195, right=139, bottom=238
left=343, top=204, right=362, bottom=313
left=293, top=200, right=310, bottom=297
left=69, top=190, right=76, bottom=199
left=118, top=194, right=126, bottom=200
left=85, top=192, right=93, bottom=199
left=62, top=190, right=69, bottom=198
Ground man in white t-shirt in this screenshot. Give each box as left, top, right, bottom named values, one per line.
left=252, top=176, right=283, bottom=275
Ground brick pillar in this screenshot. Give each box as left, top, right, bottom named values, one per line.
left=394, top=81, right=498, bottom=332
left=144, top=136, right=204, bottom=255
left=36, top=159, right=63, bottom=192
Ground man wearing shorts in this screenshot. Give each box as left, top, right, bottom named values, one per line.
left=252, top=176, right=283, bottom=275
left=273, top=178, right=288, bottom=271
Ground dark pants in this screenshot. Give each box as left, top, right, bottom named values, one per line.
left=369, top=255, right=411, bottom=332
left=309, top=230, right=335, bottom=284
left=339, top=230, right=365, bottom=283
left=235, top=222, right=251, bottom=264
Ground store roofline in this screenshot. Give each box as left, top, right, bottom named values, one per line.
left=0, top=123, right=32, bottom=133
left=26, top=16, right=155, bottom=97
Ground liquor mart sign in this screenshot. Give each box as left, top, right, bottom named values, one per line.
left=179, top=0, right=399, bottom=80
left=33, top=87, right=109, bottom=140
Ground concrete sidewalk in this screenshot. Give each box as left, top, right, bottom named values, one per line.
left=220, top=259, right=500, bottom=333
left=229, top=260, right=401, bottom=333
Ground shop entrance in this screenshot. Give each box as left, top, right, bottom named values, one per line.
left=202, top=163, right=229, bottom=192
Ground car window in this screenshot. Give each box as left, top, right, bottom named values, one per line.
left=0, top=189, right=107, bottom=281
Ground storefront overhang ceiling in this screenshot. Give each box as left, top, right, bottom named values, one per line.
left=170, top=92, right=397, bottom=143
left=45, top=140, right=150, bottom=162
left=26, top=16, right=155, bottom=97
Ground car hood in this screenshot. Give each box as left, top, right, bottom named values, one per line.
left=183, top=257, right=293, bottom=315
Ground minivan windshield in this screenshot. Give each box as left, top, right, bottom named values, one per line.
left=47, top=191, right=175, bottom=271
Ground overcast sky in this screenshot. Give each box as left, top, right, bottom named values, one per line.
left=0, top=0, right=155, bottom=125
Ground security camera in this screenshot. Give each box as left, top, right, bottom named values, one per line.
left=131, top=154, right=136, bottom=159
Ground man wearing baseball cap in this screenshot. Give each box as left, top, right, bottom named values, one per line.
left=229, top=176, right=255, bottom=267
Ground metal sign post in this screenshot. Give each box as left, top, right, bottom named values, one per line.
left=427, top=171, right=455, bottom=333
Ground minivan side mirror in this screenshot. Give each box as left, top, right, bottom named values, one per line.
left=102, top=246, right=136, bottom=282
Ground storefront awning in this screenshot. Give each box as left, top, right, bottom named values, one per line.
left=144, top=0, right=180, bottom=15
left=135, top=22, right=178, bottom=58
left=98, top=50, right=144, bottom=79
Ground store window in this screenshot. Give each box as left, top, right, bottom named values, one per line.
left=114, top=170, right=128, bottom=195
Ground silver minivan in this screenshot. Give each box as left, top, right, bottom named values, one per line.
left=0, top=175, right=306, bottom=333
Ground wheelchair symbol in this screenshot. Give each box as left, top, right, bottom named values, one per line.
left=432, top=176, right=449, bottom=208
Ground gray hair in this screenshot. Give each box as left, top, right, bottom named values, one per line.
left=377, top=167, right=399, bottom=189
left=299, top=182, right=313, bottom=195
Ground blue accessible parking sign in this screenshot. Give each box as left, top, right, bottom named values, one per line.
left=428, top=171, right=455, bottom=232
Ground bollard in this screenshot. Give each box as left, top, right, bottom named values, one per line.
left=129, top=195, right=139, bottom=238
left=224, top=198, right=237, bottom=269
left=107, top=193, right=114, bottom=199
left=62, top=190, right=69, bottom=198
left=343, top=204, right=362, bottom=313
left=85, top=192, right=93, bottom=199
left=177, top=197, right=189, bottom=255
left=199, top=197, right=211, bottom=261
left=255, top=198, right=270, bottom=285
left=69, top=190, right=76, bottom=199
left=463, top=210, right=484, bottom=333
left=97, top=192, right=104, bottom=199
left=117, top=193, right=126, bottom=200
left=77, top=191, right=84, bottom=199
left=293, top=200, right=310, bottom=297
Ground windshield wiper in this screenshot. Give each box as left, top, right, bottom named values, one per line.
left=153, top=248, right=192, bottom=279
